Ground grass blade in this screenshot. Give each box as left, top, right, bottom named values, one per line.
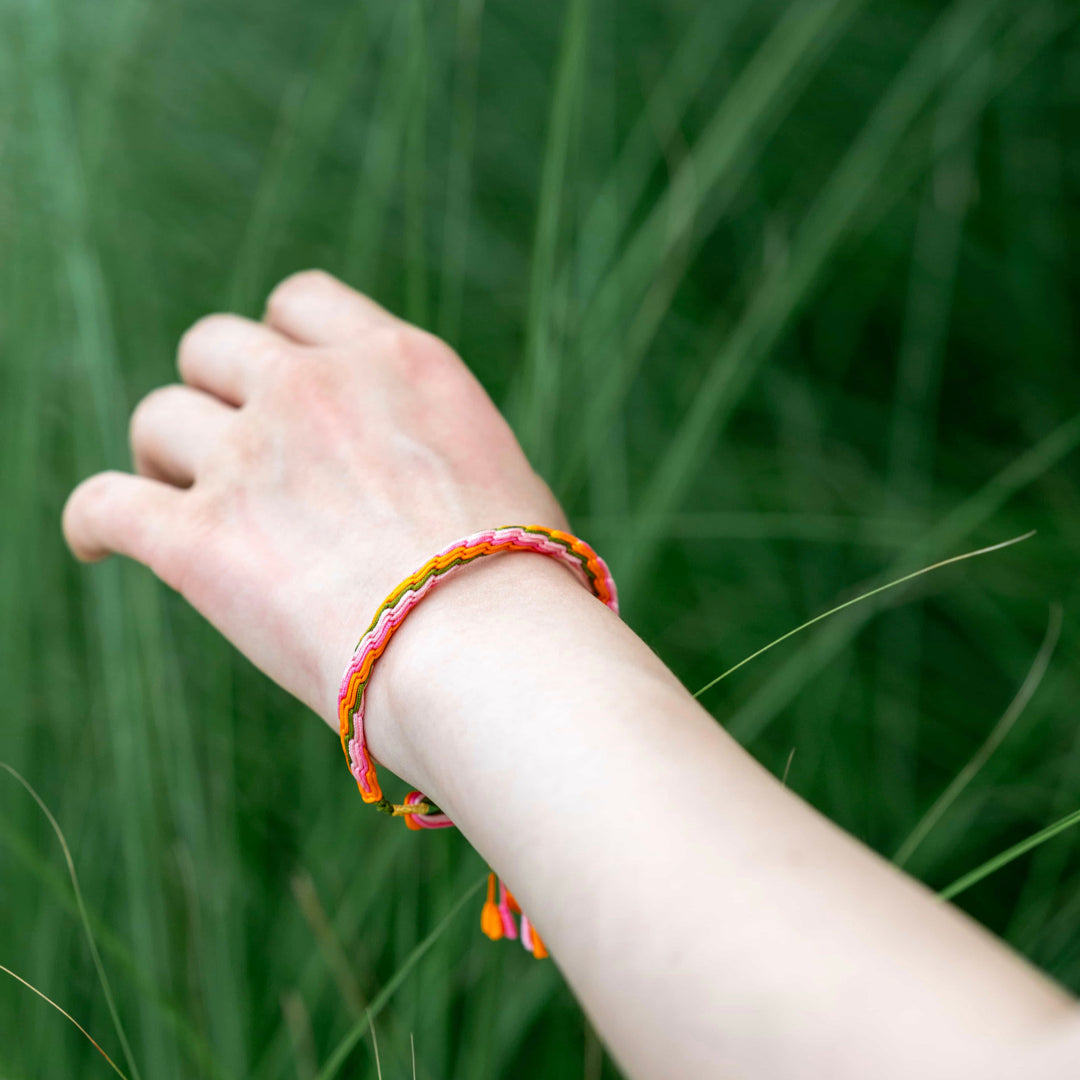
left=344, top=2, right=427, bottom=290
left=516, top=0, right=590, bottom=475
left=938, top=807, right=1080, bottom=903
left=565, top=0, right=751, bottom=313
left=568, top=0, right=752, bottom=307
left=315, top=873, right=487, bottom=1080
left=0, top=963, right=129, bottom=1080
left=613, top=0, right=1009, bottom=594
left=557, top=0, right=864, bottom=496
left=692, top=532, right=1034, bottom=700
left=436, top=0, right=486, bottom=343
left=572, top=511, right=925, bottom=546
left=1, top=762, right=141, bottom=1080
left=893, top=604, right=1062, bottom=868
left=725, top=410, right=1080, bottom=745
left=228, top=5, right=373, bottom=311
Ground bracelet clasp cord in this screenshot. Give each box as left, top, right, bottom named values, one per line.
left=374, top=797, right=433, bottom=817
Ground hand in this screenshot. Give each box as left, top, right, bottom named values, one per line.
left=62, top=270, right=569, bottom=752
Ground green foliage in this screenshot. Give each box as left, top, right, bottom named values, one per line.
left=2, top=0, right=1079, bottom=1076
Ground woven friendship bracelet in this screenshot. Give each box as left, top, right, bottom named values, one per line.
left=337, top=524, right=620, bottom=956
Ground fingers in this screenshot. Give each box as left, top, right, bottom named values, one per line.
left=178, top=313, right=289, bottom=406
left=62, top=470, right=188, bottom=572
left=178, top=274, right=396, bottom=405
left=263, top=269, right=397, bottom=346
left=130, top=384, right=234, bottom=487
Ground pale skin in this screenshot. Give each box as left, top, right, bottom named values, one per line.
left=63, top=270, right=1080, bottom=1079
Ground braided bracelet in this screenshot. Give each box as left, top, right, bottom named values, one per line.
left=337, top=524, right=619, bottom=957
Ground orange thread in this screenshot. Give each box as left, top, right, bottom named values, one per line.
left=480, top=873, right=504, bottom=940
left=531, top=927, right=548, bottom=959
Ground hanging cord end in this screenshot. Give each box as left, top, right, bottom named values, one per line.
left=481, top=876, right=547, bottom=957
left=520, top=913, right=535, bottom=954
left=498, top=878, right=519, bottom=940
left=480, top=873, right=505, bottom=941
left=530, top=925, right=548, bottom=959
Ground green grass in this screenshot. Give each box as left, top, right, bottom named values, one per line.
left=2, top=0, right=1080, bottom=1077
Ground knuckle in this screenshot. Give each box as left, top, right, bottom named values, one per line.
left=128, top=384, right=176, bottom=447
left=177, top=313, right=235, bottom=375
left=248, top=335, right=292, bottom=379
left=265, top=268, right=336, bottom=319
left=377, top=325, right=460, bottom=384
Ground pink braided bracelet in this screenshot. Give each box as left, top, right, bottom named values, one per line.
left=337, top=524, right=620, bottom=954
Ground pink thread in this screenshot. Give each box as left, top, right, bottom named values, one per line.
left=498, top=879, right=518, bottom=939
left=403, top=789, right=453, bottom=830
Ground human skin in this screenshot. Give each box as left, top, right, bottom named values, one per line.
left=63, top=270, right=1080, bottom=1079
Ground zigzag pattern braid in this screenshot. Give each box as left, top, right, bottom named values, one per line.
left=336, top=524, right=620, bottom=954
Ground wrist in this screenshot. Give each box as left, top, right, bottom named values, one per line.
left=358, top=547, right=591, bottom=795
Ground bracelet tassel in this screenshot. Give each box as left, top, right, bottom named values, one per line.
left=480, top=872, right=547, bottom=958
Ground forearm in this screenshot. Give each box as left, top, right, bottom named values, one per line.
left=362, top=550, right=1076, bottom=1080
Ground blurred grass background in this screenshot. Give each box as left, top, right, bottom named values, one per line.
left=2, top=0, right=1080, bottom=1076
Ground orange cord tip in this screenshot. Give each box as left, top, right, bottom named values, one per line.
left=480, top=873, right=504, bottom=940
left=481, top=901, right=504, bottom=940
left=531, top=928, right=549, bottom=959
